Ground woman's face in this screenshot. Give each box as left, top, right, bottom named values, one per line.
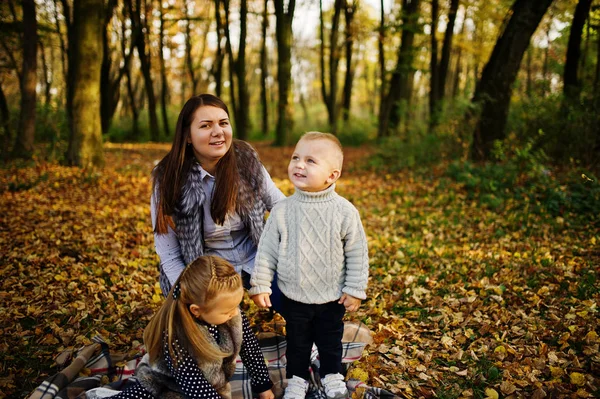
left=187, top=106, right=233, bottom=172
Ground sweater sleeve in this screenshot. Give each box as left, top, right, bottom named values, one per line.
left=239, top=312, right=273, bottom=393
left=341, top=205, right=369, bottom=300
left=248, top=206, right=281, bottom=296
left=151, top=189, right=186, bottom=286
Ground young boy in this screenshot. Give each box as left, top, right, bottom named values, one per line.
left=249, top=132, right=369, bottom=399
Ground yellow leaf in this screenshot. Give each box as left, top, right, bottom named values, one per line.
left=569, top=372, right=586, bottom=386
left=484, top=388, right=499, bottom=399
left=152, top=294, right=162, bottom=303
left=549, top=366, right=564, bottom=378
left=346, top=367, right=369, bottom=382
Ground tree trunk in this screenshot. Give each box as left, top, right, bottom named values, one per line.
left=12, top=0, right=37, bottom=158
left=121, top=4, right=139, bottom=138
left=451, top=9, right=466, bottom=99
left=274, top=0, right=296, bottom=146
left=379, top=0, right=421, bottom=138
left=0, top=81, right=11, bottom=160
left=213, top=0, right=224, bottom=98
left=40, top=40, right=52, bottom=107
left=100, top=0, right=119, bottom=135
left=184, top=0, right=198, bottom=96
left=66, top=0, right=104, bottom=168
left=437, top=0, right=459, bottom=99
left=341, top=0, right=357, bottom=123
left=159, top=1, right=170, bottom=137
left=542, top=23, right=551, bottom=96
left=595, top=26, right=600, bottom=91
left=54, top=0, right=68, bottom=107
left=128, top=0, right=159, bottom=141
left=260, top=0, right=269, bottom=135
left=319, top=0, right=343, bottom=133
left=563, top=0, right=593, bottom=102
left=470, top=0, right=554, bottom=161
left=223, top=0, right=238, bottom=132
left=234, top=0, right=249, bottom=140
left=429, top=0, right=439, bottom=128
left=13, top=0, right=37, bottom=159
left=378, top=0, right=386, bottom=123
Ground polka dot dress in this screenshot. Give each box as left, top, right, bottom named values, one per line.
left=108, top=311, right=272, bottom=398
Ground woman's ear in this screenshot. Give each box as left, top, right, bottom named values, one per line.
left=189, top=304, right=201, bottom=319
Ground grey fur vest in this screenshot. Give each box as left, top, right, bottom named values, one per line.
left=134, top=313, right=243, bottom=399
left=175, top=140, right=267, bottom=266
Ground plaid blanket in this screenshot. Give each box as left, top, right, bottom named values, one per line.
left=28, top=321, right=398, bottom=399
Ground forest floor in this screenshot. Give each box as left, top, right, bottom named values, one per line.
left=1, top=142, right=599, bottom=398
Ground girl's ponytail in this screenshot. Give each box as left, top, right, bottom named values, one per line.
left=143, top=256, right=243, bottom=368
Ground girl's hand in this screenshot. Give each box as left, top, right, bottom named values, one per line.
left=251, top=293, right=272, bottom=308
left=258, top=389, right=274, bottom=399
left=338, top=294, right=361, bottom=312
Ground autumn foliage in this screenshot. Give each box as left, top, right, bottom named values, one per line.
left=0, top=143, right=598, bottom=398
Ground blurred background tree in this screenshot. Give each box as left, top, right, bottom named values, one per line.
left=0, top=0, right=597, bottom=168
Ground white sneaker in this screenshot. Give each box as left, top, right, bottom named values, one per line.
left=283, top=375, right=309, bottom=399
left=321, top=373, right=349, bottom=399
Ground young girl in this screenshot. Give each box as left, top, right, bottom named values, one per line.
left=89, top=256, right=274, bottom=399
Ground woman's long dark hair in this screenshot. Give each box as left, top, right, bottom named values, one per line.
left=152, top=94, right=239, bottom=233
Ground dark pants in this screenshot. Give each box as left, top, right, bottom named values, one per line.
left=280, top=295, right=345, bottom=380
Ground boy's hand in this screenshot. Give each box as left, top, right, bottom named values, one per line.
left=339, top=294, right=361, bottom=312
left=258, top=389, right=274, bottom=399
left=251, top=293, right=272, bottom=308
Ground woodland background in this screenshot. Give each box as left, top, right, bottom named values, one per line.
left=1, top=0, right=599, bottom=398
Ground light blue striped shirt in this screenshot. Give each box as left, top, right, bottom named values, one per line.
left=151, top=165, right=285, bottom=285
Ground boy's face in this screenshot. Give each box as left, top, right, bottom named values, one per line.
left=288, top=138, right=341, bottom=192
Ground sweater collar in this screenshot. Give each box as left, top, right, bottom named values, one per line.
left=292, top=183, right=337, bottom=203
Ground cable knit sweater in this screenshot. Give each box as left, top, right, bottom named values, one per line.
left=249, top=184, right=369, bottom=304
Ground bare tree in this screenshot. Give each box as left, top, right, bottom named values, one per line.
left=65, top=0, right=104, bottom=167
left=12, top=0, right=37, bottom=159
left=341, top=0, right=358, bottom=123
left=319, top=0, right=343, bottom=133
left=273, top=0, right=296, bottom=146
left=469, top=0, right=554, bottom=161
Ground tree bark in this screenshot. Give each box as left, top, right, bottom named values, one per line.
left=341, top=0, right=357, bottom=122
left=437, top=0, right=459, bottom=99
left=223, top=0, right=238, bottom=132
left=0, top=81, right=11, bottom=160
left=40, top=40, right=52, bottom=107
left=159, top=0, right=170, bottom=137
left=121, top=3, right=139, bottom=138
left=378, top=0, right=421, bottom=138
left=100, top=0, right=119, bottom=134
left=128, top=0, right=160, bottom=141
left=184, top=0, right=198, bottom=96
left=213, top=0, right=224, bottom=98
left=429, top=0, right=439, bottom=127
left=274, top=0, right=296, bottom=146
left=319, top=0, right=343, bottom=133
left=260, top=0, right=269, bottom=135
left=65, top=0, right=104, bottom=168
left=12, top=0, right=37, bottom=159
left=563, top=0, right=593, bottom=102
left=378, top=0, right=386, bottom=123
left=233, top=0, right=249, bottom=140
left=470, top=0, right=554, bottom=161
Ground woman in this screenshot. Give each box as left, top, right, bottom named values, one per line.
left=151, top=94, right=284, bottom=304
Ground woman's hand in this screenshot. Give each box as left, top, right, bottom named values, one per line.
left=258, top=389, right=275, bottom=399
left=251, top=293, right=272, bottom=308
left=338, top=294, right=361, bottom=312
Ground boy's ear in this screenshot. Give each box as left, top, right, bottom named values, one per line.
left=327, top=169, right=341, bottom=184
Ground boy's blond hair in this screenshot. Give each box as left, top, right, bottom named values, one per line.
left=299, top=131, right=344, bottom=170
